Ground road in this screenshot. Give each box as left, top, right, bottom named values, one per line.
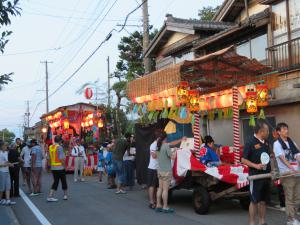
left=10, top=172, right=286, bottom=225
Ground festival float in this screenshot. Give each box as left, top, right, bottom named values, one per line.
left=41, top=102, right=106, bottom=172
left=127, top=46, right=278, bottom=214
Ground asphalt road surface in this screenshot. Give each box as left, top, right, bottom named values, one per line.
left=10, top=172, right=287, bottom=225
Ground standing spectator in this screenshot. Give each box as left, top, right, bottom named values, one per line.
left=155, top=131, right=175, bottom=213
left=16, top=138, right=26, bottom=186
left=8, top=144, right=21, bottom=197
left=112, top=133, right=131, bottom=194
left=147, top=130, right=160, bottom=209
left=123, top=135, right=136, bottom=190
left=20, top=140, right=33, bottom=194
left=31, top=139, right=43, bottom=195
left=241, top=120, right=271, bottom=225
left=106, top=140, right=116, bottom=189
left=71, top=139, right=87, bottom=182
left=97, top=144, right=105, bottom=183
left=47, top=135, right=68, bottom=202
left=0, top=141, right=16, bottom=205
left=273, top=122, right=300, bottom=225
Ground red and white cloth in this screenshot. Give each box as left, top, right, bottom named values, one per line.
left=65, top=154, right=98, bottom=171
left=173, top=146, right=249, bottom=189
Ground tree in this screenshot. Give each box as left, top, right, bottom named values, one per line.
left=0, top=128, right=16, bottom=144
left=198, top=6, right=220, bottom=21
left=0, top=0, right=21, bottom=90
left=111, top=29, right=157, bottom=136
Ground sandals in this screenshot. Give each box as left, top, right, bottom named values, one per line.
left=148, top=203, right=156, bottom=209
left=155, top=207, right=162, bottom=212
left=162, top=208, right=174, bottom=213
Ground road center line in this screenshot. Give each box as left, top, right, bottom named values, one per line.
left=19, top=189, right=52, bottom=225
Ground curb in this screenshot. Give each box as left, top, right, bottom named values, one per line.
left=6, top=206, right=21, bottom=225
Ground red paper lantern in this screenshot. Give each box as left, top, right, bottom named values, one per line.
left=84, top=88, right=93, bottom=99
left=256, top=84, right=268, bottom=107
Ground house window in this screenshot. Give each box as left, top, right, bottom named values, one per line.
left=251, top=34, right=268, bottom=61
left=289, top=0, right=300, bottom=39
left=174, top=52, right=194, bottom=63
left=236, top=34, right=268, bottom=62
left=272, top=1, right=288, bottom=45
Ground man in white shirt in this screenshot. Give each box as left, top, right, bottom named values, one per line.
left=147, top=130, right=160, bottom=209
left=273, top=123, right=300, bottom=225
left=20, top=140, right=33, bottom=194
left=0, top=141, right=15, bottom=205
left=71, top=139, right=87, bottom=182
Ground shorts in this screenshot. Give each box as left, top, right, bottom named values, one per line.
left=112, top=160, right=124, bottom=185
left=157, top=171, right=172, bottom=183
left=147, top=169, right=158, bottom=188
left=250, top=178, right=270, bottom=203
left=0, top=172, right=11, bottom=192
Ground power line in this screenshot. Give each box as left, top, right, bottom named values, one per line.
left=29, top=0, right=146, bottom=122
left=0, top=47, right=61, bottom=56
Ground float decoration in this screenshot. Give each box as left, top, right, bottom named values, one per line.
left=84, top=88, right=93, bottom=99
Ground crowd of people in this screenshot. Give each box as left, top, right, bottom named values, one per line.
left=0, top=120, right=299, bottom=225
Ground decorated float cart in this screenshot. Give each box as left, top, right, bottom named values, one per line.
left=127, top=46, right=278, bottom=214
left=41, top=103, right=106, bottom=172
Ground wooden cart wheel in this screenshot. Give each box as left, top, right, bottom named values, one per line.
left=192, top=186, right=210, bottom=215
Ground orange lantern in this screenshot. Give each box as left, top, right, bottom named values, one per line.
left=81, top=122, right=85, bottom=128
left=246, top=91, right=258, bottom=113
left=89, top=120, right=93, bottom=126
left=256, top=84, right=268, bottom=107
left=85, top=121, right=89, bottom=127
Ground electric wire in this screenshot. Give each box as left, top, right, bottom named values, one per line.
left=29, top=0, right=146, bottom=122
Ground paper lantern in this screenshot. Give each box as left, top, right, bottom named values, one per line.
left=84, top=88, right=93, bottom=99
left=257, top=84, right=268, bottom=107
left=188, top=90, right=200, bottom=111
left=177, top=81, right=189, bottom=104
left=89, top=120, right=93, bottom=126
left=81, top=122, right=85, bottom=128
left=63, top=120, right=69, bottom=129
left=246, top=91, right=258, bottom=113
left=98, top=120, right=104, bottom=128
left=85, top=121, right=89, bottom=127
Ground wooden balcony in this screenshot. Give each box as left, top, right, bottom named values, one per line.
left=266, top=37, right=300, bottom=72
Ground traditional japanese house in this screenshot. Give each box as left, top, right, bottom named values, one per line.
left=138, top=0, right=300, bottom=145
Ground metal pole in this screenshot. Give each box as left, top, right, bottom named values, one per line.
left=142, top=0, right=151, bottom=74
left=107, top=56, right=111, bottom=109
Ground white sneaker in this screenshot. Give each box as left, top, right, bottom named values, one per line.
left=5, top=200, right=16, bottom=205
left=80, top=178, right=85, bottom=182
left=0, top=199, right=6, bottom=205
left=74, top=179, right=78, bottom=182
left=30, top=193, right=39, bottom=197
left=47, top=197, right=58, bottom=202
left=287, top=220, right=300, bottom=225
left=120, top=189, right=127, bottom=194
left=293, top=219, right=300, bottom=225
left=63, top=195, right=68, bottom=200
left=115, top=190, right=121, bottom=194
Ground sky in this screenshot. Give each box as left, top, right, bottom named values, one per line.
left=0, top=0, right=223, bottom=137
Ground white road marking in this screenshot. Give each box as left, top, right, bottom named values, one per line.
left=19, top=189, right=52, bottom=225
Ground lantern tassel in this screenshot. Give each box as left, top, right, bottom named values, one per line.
left=148, top=111, right=155, bottom=121
left=133, top=104, right=138, bottom=114
left=249, top=115, right=256, bottom=127
left=191, top=114, right=195, bottom=125
left=161, top=108, right=169, bottom=119
left=218, top=109, right=223, bottom=120
left=258, top=108, right=266, bottom=120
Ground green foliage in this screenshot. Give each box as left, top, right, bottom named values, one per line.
left=0, top=0, right=21, bottom=90
left=198, top=6, right=220, bottom=21
left=0, top=128, right=16, bottom=144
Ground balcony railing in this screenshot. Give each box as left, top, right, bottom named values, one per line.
left=266, top=37, right=300, bottom=72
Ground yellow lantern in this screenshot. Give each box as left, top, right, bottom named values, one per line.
left=89, top=120, right=93, bottom=126
left=98, top=120, right=104, bottom=128
left=256, top=84, right=268, bottom=107
left=177, top=81, right=189, bottom=104
left=63, top=120, right=70, bottom=129
left=85, top=121, right=89, bottom=127
left=246, top=91, right=258, bottom=113
left=188, top=90, right=200, bottom=111
left=81, top=122, right=85, bottom=128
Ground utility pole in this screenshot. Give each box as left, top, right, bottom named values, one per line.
left=25, top=101, right=30, bottom=128
left=142, top=0, right=151, bottom=74
left=107, top=56, right=111, bottom=109
left=40, top=61, right=53, bottom=113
